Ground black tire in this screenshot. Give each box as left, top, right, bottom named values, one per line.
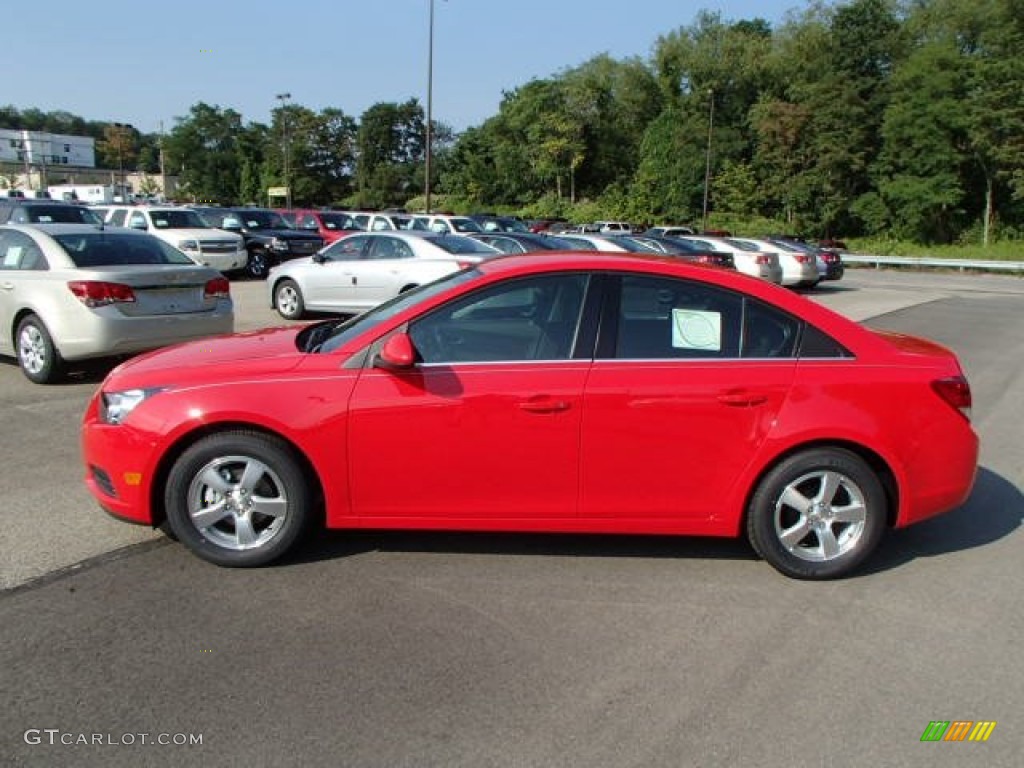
left=246, top=250, right=269, bottom=279
left=746, top=448, right=886, bottom=580
left=273, top=279, right=306, bottom=320
left=164, top=431, right=312, bottom=567
left=16, top=314, right=64, bottom=384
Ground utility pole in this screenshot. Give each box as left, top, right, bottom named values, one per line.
left=159, top=120, right=168, bottom=201
left=425, top=0, right=435, bottom=214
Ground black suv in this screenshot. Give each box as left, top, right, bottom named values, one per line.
left=192, top=207, right=323, bottom=278
left=0, top=199, right=103, bottom=225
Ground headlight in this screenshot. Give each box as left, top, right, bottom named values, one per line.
left=270, top=237, right=289, bottom=252
left=100, top=388, right=165, bottom=425
left=178, top=239, right=200, bottom=251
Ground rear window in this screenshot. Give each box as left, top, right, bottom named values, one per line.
left=426, top=235, right=498, bottom=255
left=15, top=205, right=102, bottom=225
left=53, top=233, right=196, bottom=266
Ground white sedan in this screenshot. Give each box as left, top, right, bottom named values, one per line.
left=728, top=236, right=820, bottom=288
left=267, top=231, right=500, bottom=319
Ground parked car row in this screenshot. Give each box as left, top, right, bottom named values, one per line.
left=0, top=198, right=846, bottom=384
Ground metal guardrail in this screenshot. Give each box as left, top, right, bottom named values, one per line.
left=843, top=254, right=1024, bottom=273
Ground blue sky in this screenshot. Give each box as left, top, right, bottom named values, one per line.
left=8, top=0, right=806, bottom=135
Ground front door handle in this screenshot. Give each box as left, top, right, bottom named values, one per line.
left=717, top=390, right=768, bottom=407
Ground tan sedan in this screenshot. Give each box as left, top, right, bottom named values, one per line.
left=0, top=223, right=234, bottom=383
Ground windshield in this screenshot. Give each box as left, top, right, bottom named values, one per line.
left=613, top=236, right=660, bottom=253
left=501, top=218, right=530, bottom=233
left=448, top=218, right=483, bottom=233
left=149, top=210, right=208, bottom=229
left=316, top=269, right=479, bottom=354
left=394, top=215, right=428, bottom=231
left=725, top=238, right=761, bottom=252
left=425, top=235, right=498, bottom=255
left=320, top=213, right=359, bottom=230
left=228, top=209, right=288, bottom=229
left=54, top=232, right=197, bottom=266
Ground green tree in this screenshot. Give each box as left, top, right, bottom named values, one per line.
left=354, top=100, right=425, bottom=208
left=875, top=41, right=970, bottom=242
left=96, top=123, right=138, bottom=174
left=163, top=103, right=245, bottom=203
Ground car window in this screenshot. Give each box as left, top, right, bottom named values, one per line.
left=323, top=235, right=366, bottom=261
left=480, top=236, right=523, bottom=254
left=366, top=237, right=411, bottom=260
left=319, top=213, right=357, bottom=231
left=426, top=235, right=498, bottom=255
left=612, top=275, right=743, bottom=359
left=149, top=210, right=208, bottom=229
left=0, top=230, right=48, bottom=270
left=128, top=212, right=148, bottom=229
left=107, top=209, right=128, bottom=226
left=409, top=274, right=589, bottom=364
left=741, top=299, right=800, bottom=358
left=12, top=205, right=100, bottom=225
left=52, top=233, right=196, bottom=266
left=610, top=275, right=802, bottom=360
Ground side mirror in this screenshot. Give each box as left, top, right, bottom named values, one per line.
left=374, top=333, right=416, bottom=370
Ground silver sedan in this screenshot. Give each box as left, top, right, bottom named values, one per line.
left=267, top=231, right=499, bottom=319
left=0, top=223, right=234, bottom=383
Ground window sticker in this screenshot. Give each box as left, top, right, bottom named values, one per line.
left=672, top=308, right=721, bottom=351
left=3, top=246, right=23, bottom=267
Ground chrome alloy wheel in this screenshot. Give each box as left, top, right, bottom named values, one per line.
left=18, top=323, right=48, bottom=375
left=276, top=283, right=301, bottom=317
left=773, top=470, right=867, bottom=562
left=186, top=455, right=289, bottom=551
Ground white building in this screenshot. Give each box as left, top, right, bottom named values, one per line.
left=0, top=128, right=96, bottom=170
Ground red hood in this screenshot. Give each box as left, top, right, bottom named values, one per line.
left=104, top=325, right=306, bottom=388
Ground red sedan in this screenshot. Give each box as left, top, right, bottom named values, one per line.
left=81, top=253, right=978, bottom=579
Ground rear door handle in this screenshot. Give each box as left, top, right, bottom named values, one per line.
left=717, top=390, right=768, bottom=407
left=519, top=398, right=571, bottom=414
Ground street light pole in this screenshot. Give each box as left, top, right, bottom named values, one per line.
left=425, top=0, right=435, bottom=214
left=276, top=92, right=292, bottom=208
left=702, top=89, right=714, bottom=233
left=113, top=122, right=132, bottom=202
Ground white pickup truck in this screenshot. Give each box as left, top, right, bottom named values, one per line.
left=103, top=206, right=248, bottom=273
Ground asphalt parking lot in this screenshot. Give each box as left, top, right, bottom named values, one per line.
left=1, top=268, right=1022, bottom=767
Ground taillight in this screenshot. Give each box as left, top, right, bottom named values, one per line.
left=455, top=260, right=475, bottom=269
left=932, top=375, right=972, bottom=421
left=755, top=253, right=772, bottom=265
left=204, top=277, right=231, bottom=299
left=795, top=254, right=812, bottom=264
left=68, top=281, right=136, bottom=307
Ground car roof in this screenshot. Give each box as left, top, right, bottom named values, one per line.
left=3, top=222, right=139, bottom=236
left=345, top=230, right=460, bottom=241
